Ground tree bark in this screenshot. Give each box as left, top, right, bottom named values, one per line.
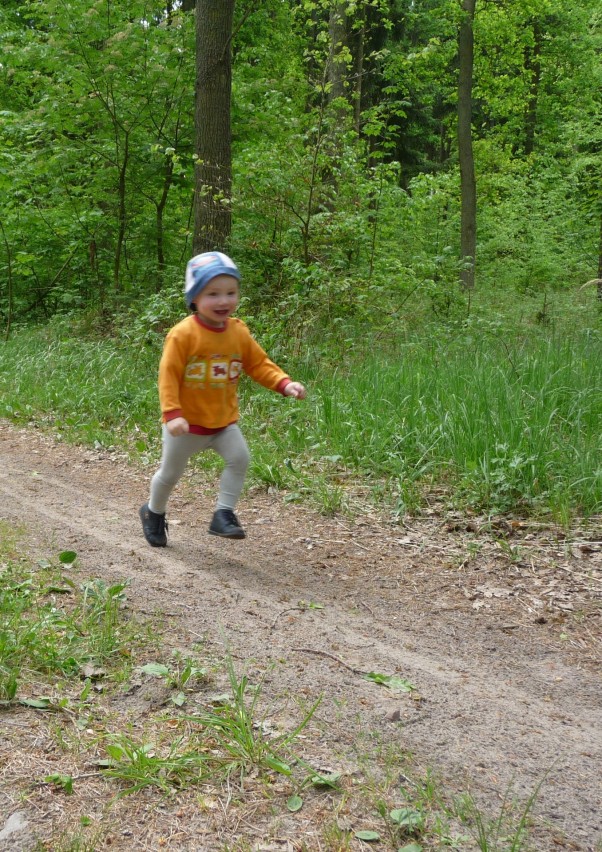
left=114, top=131, right=129, bottom=292
left=328, top=3, right=348, bottom=105
left=352, top=4, right=366, bottom=134
left=457, top=0, right=476, bottom=289
left=524, top=20, right=542, bottom=156
left=194, top=0, right=234, bottom=254
left=598, top=211, right=602, bottom=305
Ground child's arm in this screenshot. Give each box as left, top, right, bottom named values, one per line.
left=158, top=328, right=189, bottom=430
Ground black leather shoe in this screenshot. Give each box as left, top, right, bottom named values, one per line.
left=139, top=503, right=168, bottom=547
left=209, top=509, right=246, bottom=539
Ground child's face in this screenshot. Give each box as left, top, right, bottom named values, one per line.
left=194, top=275, right=240, bottom=327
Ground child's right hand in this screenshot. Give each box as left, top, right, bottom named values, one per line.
left=167, top=417, right=190, bottom=436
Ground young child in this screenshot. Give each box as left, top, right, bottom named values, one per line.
left=139, top=251, right=306, bottom=547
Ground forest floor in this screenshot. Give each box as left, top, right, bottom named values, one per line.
left=0, top=422, right=600, bottom=852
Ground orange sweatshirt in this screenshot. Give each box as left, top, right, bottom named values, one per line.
left=158, top=315, right=290, bottom=433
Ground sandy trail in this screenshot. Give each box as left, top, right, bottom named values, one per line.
left=0, top=424, right=600, bottom=850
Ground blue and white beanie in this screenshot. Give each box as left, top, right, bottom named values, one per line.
left=184, top=251, right=241, bottom=308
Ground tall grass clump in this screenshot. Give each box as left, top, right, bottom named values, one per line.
left=0, top=319, right=161, bottom=449
left=245, top=325, right=601, bottom=519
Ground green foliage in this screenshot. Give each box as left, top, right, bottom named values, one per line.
left=183, top=654, right=321, bottom=782
left=99, top=735, right=208, bottom=795
left=0, top=555, right=138, bottom=705
left=1, top=0, right=600, bottom=332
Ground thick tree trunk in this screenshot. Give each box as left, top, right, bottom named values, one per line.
left=457, top=0, right=476, bottom=289
left=194, top=0, right=234, bottom=254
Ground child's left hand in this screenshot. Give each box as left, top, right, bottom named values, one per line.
left=284, top=381, right=306, bottom=400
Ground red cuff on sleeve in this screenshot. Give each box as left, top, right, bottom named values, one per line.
left=276, top=378, right=291, bottom=395
left=164, top=409, right=184, bottom=421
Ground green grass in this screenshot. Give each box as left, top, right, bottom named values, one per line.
left=0, top=551, right=139, bottom=705
left=0, top=302, right=600, bottom=521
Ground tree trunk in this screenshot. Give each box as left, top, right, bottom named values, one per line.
left=328, top=3, right=348, bottom=106
left=194, top=0, right=234, bottom=253
left=457, top=0, right=476, bottom=289
left=352, top=5, right=366, bottom=134
left=598, top=211, right=602, bottom=304
left=524, top=20, right=542, bottom=156
left=114, top=131, right=129, bottom=292
left=155, top=157, right=174, bottom=290
left=0, top=218, right=13, bottom=340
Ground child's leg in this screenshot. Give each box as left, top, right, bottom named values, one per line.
left=209, top=424, right=250, bottom=510
left=149, top=428, right=212, bottom=514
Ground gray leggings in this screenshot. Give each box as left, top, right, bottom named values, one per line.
left=148, top=423, right=250, bottom=515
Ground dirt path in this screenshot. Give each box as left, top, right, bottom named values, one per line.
left=0, top=423, right=601, bottom=851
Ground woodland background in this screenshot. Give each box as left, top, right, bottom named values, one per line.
left=0, top=0, right=600, bottom=520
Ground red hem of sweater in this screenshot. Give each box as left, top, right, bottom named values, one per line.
left=189, top=422, right=235, bottom=435
left=162, top=410, right=235, bottom=435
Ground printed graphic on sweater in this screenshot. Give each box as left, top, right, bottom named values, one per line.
left=184, top=355, right=242, bottom=388
left=184, top=357, right=206, bottom=383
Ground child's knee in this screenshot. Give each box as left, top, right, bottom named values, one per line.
left=228, top=445, right=250, bottom=471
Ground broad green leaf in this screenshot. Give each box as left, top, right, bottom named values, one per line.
left=20, top=697, right=51, bottom=709
left=311, top=771, right=342, bottom=787
left=287, top=794, right=303, bottom=812
left=354, top=830, right=381, bottom=841
left=141, top=663, right=169, bottom=677
left=45, top=773, right=73, bottom=794
left=105, top=745, right=126, bottom=761
left=363, top=672, right=415, bottom=692
left=398, top=844, right=422, bottom=852
left=390, top=808, right=424, bottom=830
left=59, top=550, right=77, bottom=565
left=265, top=756, right=292, bottom=775
left=171, top=692, right=186, bottom=707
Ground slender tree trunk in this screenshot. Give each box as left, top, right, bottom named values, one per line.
left=598, top=211, right=602, bottom=301
left=114, top=131, right=129, bottom=292
left=457, top=0, right=476, bottom=289
left=524, top=20, right=542, bottom=156
left=0, top=218, right=13, bottom=340
left=194, top=0, right=234, bottom=253
left=155, top=157, right=174, bottom=290
left=328, top=2, right=348, bottom=105
left=352, top=5, right=366, bottom=134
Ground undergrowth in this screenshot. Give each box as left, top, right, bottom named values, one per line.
left=0, top=289, right=600, bottom=523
